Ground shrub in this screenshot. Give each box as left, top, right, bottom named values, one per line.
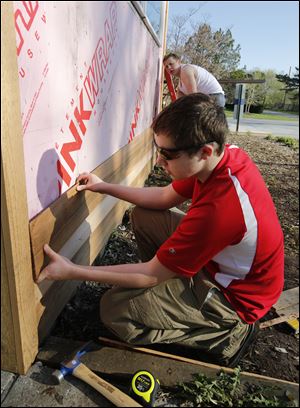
left=248, top=104, right=264, bottom=113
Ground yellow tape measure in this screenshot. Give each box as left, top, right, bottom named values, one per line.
left=130, top=370, right=160, bottom=407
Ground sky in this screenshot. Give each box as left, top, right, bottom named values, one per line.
left=167, top=1, right=299, bottom=75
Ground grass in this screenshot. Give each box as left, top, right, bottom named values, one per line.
left=224, top=110, right=299, bottom=121
left=268, top=109, right=299, bottom=115
left=265, top=135, right=299, bottom=150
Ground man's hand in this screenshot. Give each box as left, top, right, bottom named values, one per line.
left=76, top=172, right=104, bottom=192
left=36, top=244, right=74, bottom=283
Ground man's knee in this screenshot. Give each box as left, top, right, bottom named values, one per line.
left=99, top=288, right=128, bottom=328
left=130, top=206, right=151, bottom=230
left=99, top=289, right=113, bottom=327
left=99, top=287, right=142, bottom=343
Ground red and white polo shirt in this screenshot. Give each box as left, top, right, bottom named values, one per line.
left=156, top=144, right=284, bottom=323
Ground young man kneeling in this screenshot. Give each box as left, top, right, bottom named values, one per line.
left=38, top=93, right=284, bottom=366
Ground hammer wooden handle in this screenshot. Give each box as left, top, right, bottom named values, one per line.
left=73, top=362, right=141, bottom=407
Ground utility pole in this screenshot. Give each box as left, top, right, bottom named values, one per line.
left=233, top=84, right=246, bottom=132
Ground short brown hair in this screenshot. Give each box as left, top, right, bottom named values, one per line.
left=163, top=53, right=180, bottom=63
left=152, top=93, right=228, bottom=155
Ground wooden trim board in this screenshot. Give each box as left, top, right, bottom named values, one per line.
left=260, top=288, right=299, bottom=329
left=37, top=336, right=299, bottom=402
left=259, top=313, right=299, bottom=329
left=273, top=287, right=299, bottom=312
left=1, top=1, right=39, bottom=374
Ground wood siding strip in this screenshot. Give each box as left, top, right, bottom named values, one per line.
left=34, top=139, right=153, bottom=342
left=30, top=130, right=154, bottom=279
left=59, top=148, right=153, bottom=259
left=35, top=153, right=153, bottom=300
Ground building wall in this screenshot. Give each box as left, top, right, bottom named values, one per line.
left=13, top=1, right=163, bottom=220
left=1, top=1, right=168, bottom=373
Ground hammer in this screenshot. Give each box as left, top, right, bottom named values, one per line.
left=52, top=340, right=141, bottom=407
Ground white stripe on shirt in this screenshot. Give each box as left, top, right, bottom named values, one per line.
left=213, top=168, right=258, bottom=288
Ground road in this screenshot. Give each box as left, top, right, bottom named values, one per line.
left=227, top=111, right=299, bottom=139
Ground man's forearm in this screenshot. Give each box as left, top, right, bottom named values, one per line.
left=68, top=261, right=158, bottom=288
left=94, top=183, right=174, bottom=209
left=37, top=245, right=178, bottom=285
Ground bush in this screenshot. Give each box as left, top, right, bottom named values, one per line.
left=248, top=104, right=264, bottom=113
left=226, top=103, right=264, bottom=113
left=225, top=103, right=234, bottom=111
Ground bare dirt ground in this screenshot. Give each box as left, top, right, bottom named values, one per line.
left=52, top=132, right=299, bottom=385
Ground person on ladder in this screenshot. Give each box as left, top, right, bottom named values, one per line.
left=163, top=52, right=226, bottom=107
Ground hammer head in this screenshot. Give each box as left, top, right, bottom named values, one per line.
left=52, top=340, right=96, bottom=384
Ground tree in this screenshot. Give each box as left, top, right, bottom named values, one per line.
left=182, top=24, right=241, bottom=79
left=165, top=4, right=207, bottom=101
left=263, top=70, right=289, bottom=109
left=244, top=70, right=266, bottom=113
left=167, top=4, right=205, bottom=54
left=276, top=67, right=299, bottom=92
left=276, top=67, right=299, bottom=109
left=222, top=68, right=248, bottom=105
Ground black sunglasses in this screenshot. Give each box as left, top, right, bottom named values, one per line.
left=153, top=138, right=214, bottom=161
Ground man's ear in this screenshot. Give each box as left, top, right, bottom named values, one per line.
left=200, top=145, right=213, bottom=160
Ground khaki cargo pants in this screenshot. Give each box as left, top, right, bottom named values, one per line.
left=100, top=206, right=250, bottom=363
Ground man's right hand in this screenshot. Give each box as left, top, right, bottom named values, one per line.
left=36, top=244, right=75, bottom=283
left=76, top=172, right=104, bottom=192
